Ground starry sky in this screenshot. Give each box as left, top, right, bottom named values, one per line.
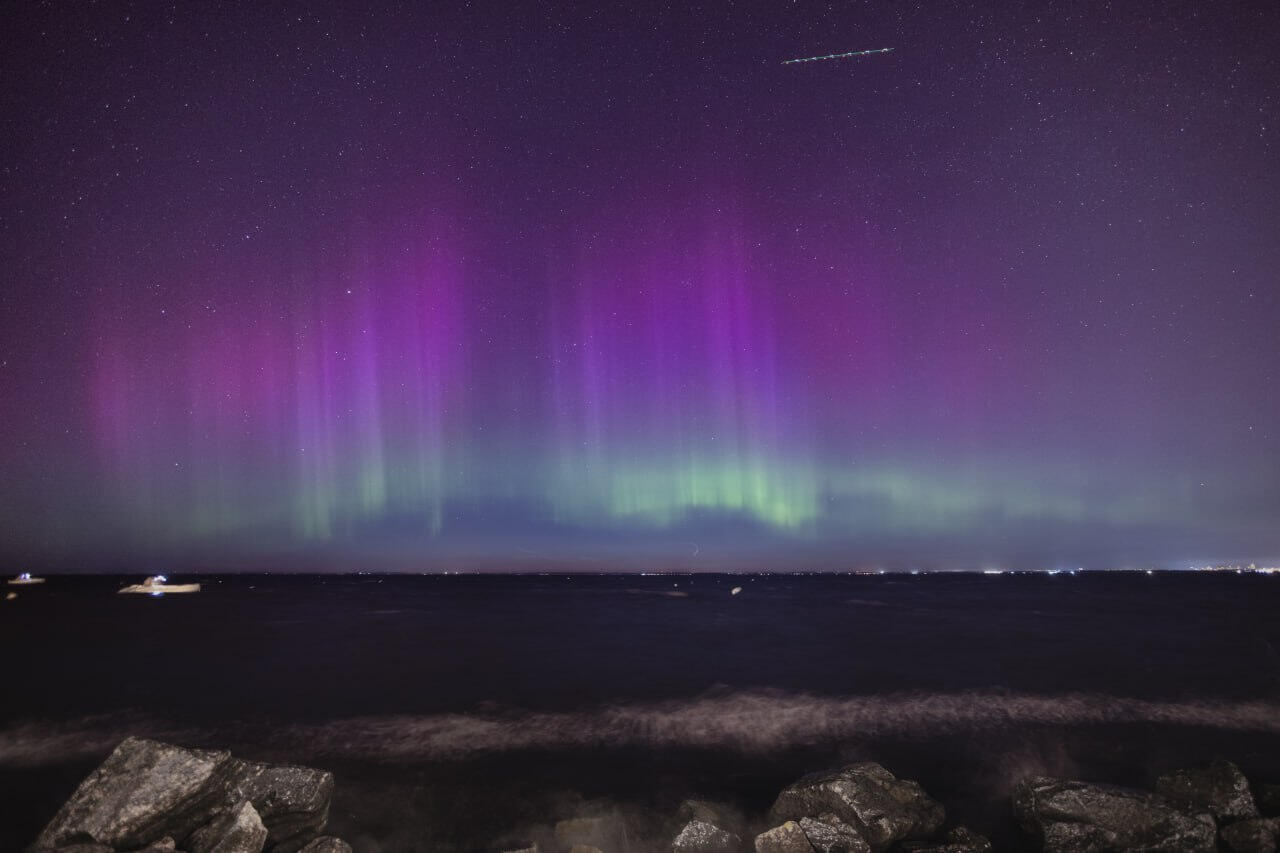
left=2, top=0, right=1278, bottom=571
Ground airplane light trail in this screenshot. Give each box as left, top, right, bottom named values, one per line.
left=782, top=47, right=894, bottom=65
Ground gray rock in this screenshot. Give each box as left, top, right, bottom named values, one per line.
left=754, top=821, right=815, bottom=853
left=899, top=826, right=993, bottom=853
left=33, top=737, right=235, bottom=850
left=673, top=819, right=743, bottom=853
left=223, top=758, right=333, bottom=853
left=498, top=844, right=539, bottom=853
left=797, top=814, right=871, bottom=853
left=1221, top=818, right=1280, bottom=853
left=770, top=763, right=943, bottom=852
left=676, top=800, right=743, bottom=833
left=37, top=845, right=115, bottom=853
left=138, top=839, right=178, bottom=852
left=298, top=837, right=354, bottom=853
left=555, top=815, right=629, bottom=851
left=1013, top=775, right=1216, bottom=852
left=1156, top=760, right=1259, bottom=822
left=188, top=800, right=267, bottom=853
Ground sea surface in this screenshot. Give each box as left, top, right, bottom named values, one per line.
left=3, top=572, right=1279, bottom=850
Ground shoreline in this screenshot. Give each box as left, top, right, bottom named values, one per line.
left=23, top=737, right=1280, bottom=852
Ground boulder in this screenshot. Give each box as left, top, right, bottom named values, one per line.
left=899, top=826, right=992, bottom=852
left=498, top=845, right=539, bottom=853
left=754, top=821, right=814, bottom=853
left=33, top=737, right=235, bottom=850
left=1220, top=818, right=1279, bottom=853
left=298, top=837, right=354, bottom=853
left=1156, top=760, right=1258, bottom=822
left=138, top=839, right=178, bottom=852
left=769, top=763, right=943, bottom=851
left=673, top=819, right=743, bottom=853
left=1013, top=776, right=1216, bottom=852
left=555, top=814, right=628, bottom=851
left=188, top=800, right=267, bottom=853
left=35, top=839, right=175, bottom=853
left=797, top=814, right=871, bottom=853
left=676, top=800, right=744, bottom=833
left=223, top=758, right=333, bottom=852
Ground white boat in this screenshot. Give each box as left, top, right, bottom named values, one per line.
left=8, top=572, right=45, bottom=585
left=118, top=575, right=201, bottom=595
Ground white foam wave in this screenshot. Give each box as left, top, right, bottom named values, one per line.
left=3, top=691, right=1278, bottom=767
left=290, top=691, right=1280, bottom=761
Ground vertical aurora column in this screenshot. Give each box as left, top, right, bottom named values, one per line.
left=89, top=234, right=465, bottom=547
left=546, top=209, right=820, bottom=530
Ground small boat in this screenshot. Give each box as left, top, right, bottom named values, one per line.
left=118, top=575, right=201, bottom=595
left=8, top=572, right=45, bottom=585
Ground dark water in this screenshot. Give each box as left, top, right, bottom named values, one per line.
left=3, top=572, right=1280, bottom=850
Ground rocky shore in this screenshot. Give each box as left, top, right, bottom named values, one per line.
left=27, top=738, right=1280, bottom=852
left=29, top=738, right=347, bottom=853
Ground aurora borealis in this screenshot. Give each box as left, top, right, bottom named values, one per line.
left=2, top=1, right=1278, bottom=570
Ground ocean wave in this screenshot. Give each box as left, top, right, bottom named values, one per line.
left=0, top=714, right=201, bottom=767
left=3, top=690, right=1279, bottom=767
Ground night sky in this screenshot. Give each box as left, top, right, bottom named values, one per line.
left=2, top=1, right=1277, bottom=571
